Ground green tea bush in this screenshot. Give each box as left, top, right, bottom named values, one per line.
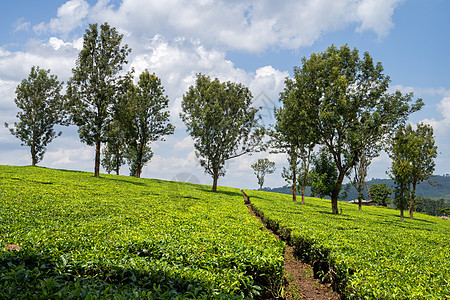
left=247, top=190, right=450, bottom=299
left=0, top=166, right=284, bottom=299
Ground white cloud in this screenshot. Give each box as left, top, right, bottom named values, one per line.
left=0, top=38, right=81, bottom=82
left=421, top=96, right=450, bottom=136
left=43, top=0, right=402, bottom=52
left=34, top=0, right=90, bottom=34
left=356, top=0, right=400, bottom=37
left=13, top=18, right=30, bottom=32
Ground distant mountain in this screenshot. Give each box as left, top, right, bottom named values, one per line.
left=262, top=174, right=450, bottom=202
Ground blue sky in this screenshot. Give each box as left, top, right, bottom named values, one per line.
left=1, top=0, right=449, bottom=190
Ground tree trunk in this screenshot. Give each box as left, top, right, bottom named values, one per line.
left=331, top=170, right=345, bottom=214
left=409, top=182, right=417, bottom=219
left=31, top=141, right=37, bottom=166
left=400, top=209, right=404, bottom=222
left=94, top=140, right=101, bottom=177
left=331, top=196, right=339, bottom=214
left=301, top=185, right=306, bottom=205
left=136, top=141, right=144, bottom=178
left=115, top=149, right=120, bottom=175
left=300, top=150, right=311, bottom=206
left=292, top=167, right=297, bottom=202
left=358, top=190, right=363, bottom=211
left=212, top=169, right=219, bottom=192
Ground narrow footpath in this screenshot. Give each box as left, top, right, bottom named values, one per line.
left=242, top=190, right=339, bottom=300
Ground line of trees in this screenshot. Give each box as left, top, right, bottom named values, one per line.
left=6, top=23, right=174, bottom=178
left=6, top=23, right=438, bottom=219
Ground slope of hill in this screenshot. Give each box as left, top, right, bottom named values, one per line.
left=246, top=189, right=450, bottom=299
left=0, top=165, right=284, bottom=298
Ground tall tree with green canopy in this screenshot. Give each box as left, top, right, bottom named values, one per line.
left=120, top=70, right=174, bottom=178
left=251, top=158, right=276, bottom=190
left=272, top=75, right=315, bottom=204
left=369, top=183, right=392, bottom=207
left=389, top=123, right=437, bottom=220
left=5, top=66, right=65, bottom=166
left=181, top=74, right=265, bottom=192
left=291, top=44, right=423, bottom=214
left=67, top=22, right=130, bottom=177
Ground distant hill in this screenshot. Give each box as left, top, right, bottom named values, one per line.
left=262, top=174, right=450, bottom=202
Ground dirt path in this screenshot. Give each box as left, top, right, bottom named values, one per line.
left=242, top=191, right=339, bottom=300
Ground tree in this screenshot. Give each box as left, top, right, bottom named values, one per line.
left=251, top=158, right=276, bottom=190
left=120, top=70, right=174, bottom=178
left=5, top=66, right=64, bottom=166
left=181, top=74, right=265, bottom=192
left=416, top=196, right=449, bottom=217
left=101, top=119, right=126, bottom=175
left=280, top=147, right=301, bottom=202
left=271, top=83, right=315, bottom=203
left=67, top=23, right=130, bottom=177
left=291, top=44, right=423, bottom=214
left=370, top=183, right=392, bottom=206
left=310, top=149, right=338, bottom=200
left=389, top=123, right=437, bottom=220
left=349, top=149, right=376, bottom=211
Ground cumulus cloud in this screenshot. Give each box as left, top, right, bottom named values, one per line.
left=356, top=0, right=400, bottom=37
left=0, top=37, right=82, bottom=82
left=421, top=96, right=450, bottom=136
left=33, top=0, right=401, bottom=52
left=33, top=0, right=90, bottom=34
left=1, top=0, right=405, bottom=185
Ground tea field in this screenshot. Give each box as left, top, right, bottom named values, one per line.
left=0, top=165, right=284, bottom=299
left=247, top=190, right=450, bottom=299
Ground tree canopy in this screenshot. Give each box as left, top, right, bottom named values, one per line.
left=181, top=74, right=265, bottom=192
left=5, top=66, right=64, bottom=166
left=67, top=22, right=130, bottom=177
left=290, top=44, right=423, bottom=214
left=251, top=158, right=276, bottom=191
left=389, top=123, right=437, bottom=220
left=119, top=70, right=174, bottom=178
left=272, top=78, right=315, bottom=204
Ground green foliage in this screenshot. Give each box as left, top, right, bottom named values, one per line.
left=118, top=70, right=174, bottom=178
left=101, top=119, right=126, bottom=175
left=0, top=165, right=284, bottom=298
left=310, top=149, right=338, bottom=199
left=247, top=190, right=450, bottom=299
left=67, top=23, right=130, bottom=177
left=416, top=196, right=450, bottom=217
left=369, top=183, right=392, bottom=206
left=272, top=77, right=315, bottom=203
left=180, top=74, right=265, bottom=192
left=251, top=158, right=276, bottom=190
left=4, top=66, right=64, bottom=166
left=291, top=44, right=423, bottom=213
left=389, top=123, right=438, bottom=220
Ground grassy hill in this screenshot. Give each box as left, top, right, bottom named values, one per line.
left=0, top=165, right=284, bottom=298
left=246, top=189, right=450, bottom=299
left=1, top=165, right=449, bottom=299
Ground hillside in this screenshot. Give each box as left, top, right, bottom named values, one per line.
left=0, top=165, right=284, bottom=298
left=263, top=174, right=450, bottom=201
left=2, top=165, right=449, bottom=299
left=247, top=189, right=450, bottom=298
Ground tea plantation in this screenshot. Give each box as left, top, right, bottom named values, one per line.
left=0, top=165, right=284, bottom=299
left=2, top=165, right=449, bottom=299
left=247, top=190, right=450, bottom=299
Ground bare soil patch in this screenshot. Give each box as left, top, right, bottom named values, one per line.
left=243, top=191, right=339, bottom=300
